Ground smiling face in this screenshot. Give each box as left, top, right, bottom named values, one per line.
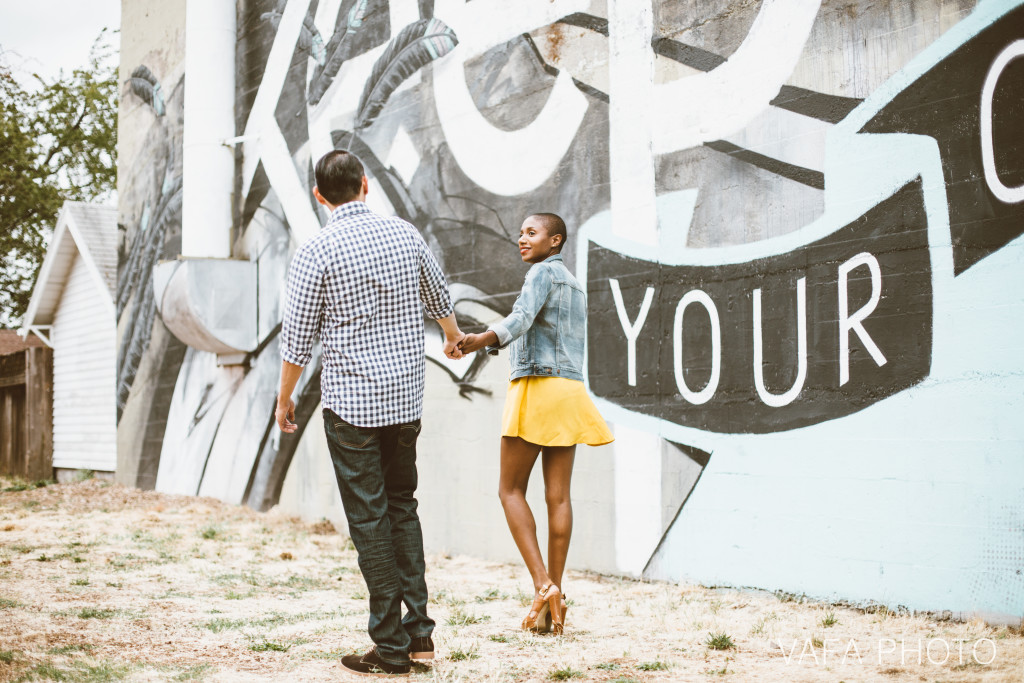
left=518, top=215, right=563, bottom=263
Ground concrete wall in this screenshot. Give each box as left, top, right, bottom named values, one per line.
left=117, top=0, right=1024, bottom=624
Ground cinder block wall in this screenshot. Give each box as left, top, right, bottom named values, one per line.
left=117, top=0, right=1024, bottom=624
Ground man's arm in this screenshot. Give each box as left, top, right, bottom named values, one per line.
left=276, top=361, right=304, bottom=433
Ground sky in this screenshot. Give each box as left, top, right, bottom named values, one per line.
left=0, top=0, right=121, bottom=88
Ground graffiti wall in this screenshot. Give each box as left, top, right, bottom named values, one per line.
left=116, top=0, right=1024, bottom=623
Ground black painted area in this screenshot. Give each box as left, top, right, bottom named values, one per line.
left=652, top=36, right=726, bottom=72
left=587, top=180, right=932, bottom=434
left=557, top=12, right=609, bottom=36
left=861, top=5, right=1024, bottom=275
left=705, top=140, right=825, bottom=190
left=770, top=85, right=862, bottom=124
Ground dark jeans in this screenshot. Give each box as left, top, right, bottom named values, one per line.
left=323, top=409, right=434, bottom=665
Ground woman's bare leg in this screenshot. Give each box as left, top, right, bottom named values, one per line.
left=541, top=445, right=576, bottom=589
left=498, top=436, right=552, bottom=591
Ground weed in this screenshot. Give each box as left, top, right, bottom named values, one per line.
left=171, top=663, right=215, bottom=681
left=705, top=632, right=735, bottom=651
left=638, top=660, right=670, bottom=671
left=594, top=662, right=620, bottom=670
left=774, top=590, right=807, bottom=604
left=476, top=587, right=506, bottom=602
left=47, top=644, right=95, bottom=655
left=446, top=606, right=490, bottom=626
left=709, top=599, right=724, bottom=614
left=750, top=611, right=779, bottom=636
left=820, top=610, right=838, bottom=628
left=431, top=589, right=466, bottom=607
left=249, top=641, right=290, bottom=652
left=0, top=650, right=14, bottom=663
left=10, top=544, right=32, bottom=554
left=488, top=634, right=508, bottom=643
left=448, top=646, right=479, bottom=662
left=78, top=607, right=117, bottom=619
left=0, top=597, right=19, bottom=609
left=811, top=636, right=824, bottom=648
left=608, top=678, right=641, bottom=683
left=199, top=525, right=222, bottom=540
left=549, top=667, right=584, bottom=680
left=71, top=578, right=90, bottom=586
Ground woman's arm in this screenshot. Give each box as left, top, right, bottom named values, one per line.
left=488, top=264, right=555, bottom=348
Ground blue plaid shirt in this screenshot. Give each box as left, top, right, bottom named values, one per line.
left=280, top=201, right=454, bottom=427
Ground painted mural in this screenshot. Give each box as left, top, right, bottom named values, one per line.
left=116, top=0, right=1024, bottom=623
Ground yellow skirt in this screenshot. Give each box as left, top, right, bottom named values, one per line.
left=501, top=376, right=614, bottom=447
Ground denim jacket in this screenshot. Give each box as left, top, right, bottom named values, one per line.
left=488, top=254, right=586, bottom=382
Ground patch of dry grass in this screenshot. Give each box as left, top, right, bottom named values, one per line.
left=0, top=478, right=1021, bottom=682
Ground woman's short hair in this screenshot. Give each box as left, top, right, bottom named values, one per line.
left=530, top=213, right=567, bottom=250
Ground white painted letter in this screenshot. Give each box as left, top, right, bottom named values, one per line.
left=753, top=277, right=807, bottom=407
left=610, top=279, right=655, bottom=387
left=673, top=290, right=721, bottom=405
left=981, top=40, right=1024, bottom=204
left=838, top=253, right=886, bottom=386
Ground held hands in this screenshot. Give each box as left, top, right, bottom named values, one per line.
left=443, top=330, right=466, bottom=359
left=458, top=332, right=494, bottom=354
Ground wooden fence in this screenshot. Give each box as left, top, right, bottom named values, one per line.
left=0, top=347, right=53, bottom=480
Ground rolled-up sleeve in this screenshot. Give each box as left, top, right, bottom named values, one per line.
left=418, top=240, right=454, bottom=320
left=281, top=243, right=325, bottom=366
left=489, top=263, right=553, bottom=348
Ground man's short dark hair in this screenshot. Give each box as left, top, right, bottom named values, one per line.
left=315, top=150, right=364, bottom=204
left=530, top=213, right=567, bottom=250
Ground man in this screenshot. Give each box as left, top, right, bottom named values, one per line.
left=276, top=149, right=463, bottom=677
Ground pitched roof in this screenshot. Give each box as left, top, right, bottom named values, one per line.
left=21, top=201, right=118, bottom=329
left=0, top=330, right=44, bottom=357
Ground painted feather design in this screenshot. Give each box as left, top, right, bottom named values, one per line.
left=307, top=0, right=370, bottom=106
left=260, top=9, right=326, bottom=65
left=128, top=65, right=165, bottom=116
left=354, top=18, right=458, bottom=130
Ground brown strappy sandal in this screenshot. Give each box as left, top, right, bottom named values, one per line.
left=522, top=584, right=552, bottom=632
left=544, top=584, right=565, bottom=635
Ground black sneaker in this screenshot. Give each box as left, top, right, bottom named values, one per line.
left=340, top=648, right=410, bottom=677
left=409, top=636, right=434, bottom=661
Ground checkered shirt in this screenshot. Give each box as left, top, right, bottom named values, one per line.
left=280, top=201, right=454, bottom=427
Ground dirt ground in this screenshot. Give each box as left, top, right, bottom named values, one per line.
left=0, top=478, right=1021, bottom=682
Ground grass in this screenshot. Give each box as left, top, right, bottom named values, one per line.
left=71, top=578, right=90, bottom=587
left=706, top=632, right=736, bottom=651
left=548, top=666, right=585, bottom=680
left=0, top=596, right=20, bottom=609
left=0, top=650, right=15, bottom=663
left=446, top=605, right=490, bottom=626
left=637, top=659, right=670, bottom=671
left=2, top=479, right=52, bottom=493
left=820, top=610, right=839, bottom=627
left=488, top=634, right=508, bottom=643
left=170, top=664, right=215, bottom=681
left=199, top=525, right=223, bottom=540
left=608, top=679, right=641, bottom=683
left=447, top=646, right=479, bottom=662
left=750, top=611, right=779, bottom=636
left=15, top=659, right=131, bottom=682
left=249, top=641, right=290, bottom=652
left=594, top=662, right=619, bottom=670
left=77, top=607, right=117, bottom=620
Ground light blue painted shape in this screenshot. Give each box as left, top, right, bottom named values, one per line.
left=581, top=0, right=1024, bottom=621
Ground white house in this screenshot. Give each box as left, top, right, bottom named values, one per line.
left=21, top=202, right=117, bottom=478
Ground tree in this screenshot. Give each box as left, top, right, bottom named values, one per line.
left=0, top=32, right=118, bottom=327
